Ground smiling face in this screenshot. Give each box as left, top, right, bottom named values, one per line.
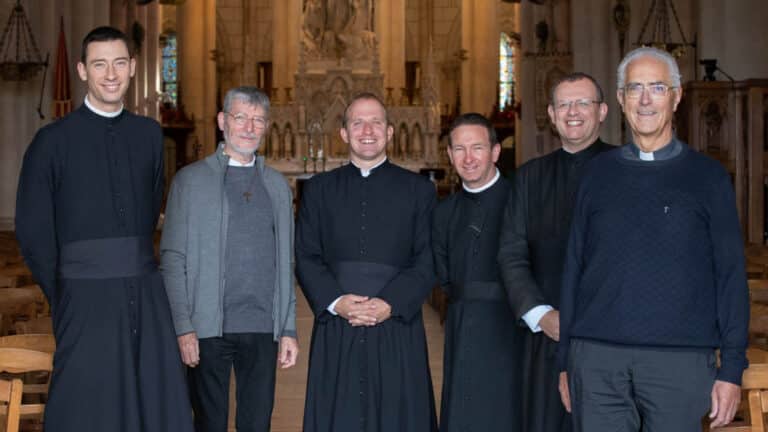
left=77, top=39, right=135, bottom=112
left=340, top=97, right=393, bottom=168
left=217, top=98, right=268, bottom=160
left=548, top=78, right=608, bottom=152
left=617, top=55, right=682, bottom=152
left=448, top=124, right=500, bottom=189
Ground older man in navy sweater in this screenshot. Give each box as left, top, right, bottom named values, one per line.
left=557, top=46, right=749, bottom=432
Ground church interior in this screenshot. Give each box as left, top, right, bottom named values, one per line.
left=1, top=0, right=768, bottom=430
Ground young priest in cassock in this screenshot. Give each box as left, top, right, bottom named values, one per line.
left=15, top=27, right=193, bottom=431
left=432, top=113, right=523, bottom=432
left=296, top=92, right=438, bottom=432
left=497, top=72, right=613, bottom=432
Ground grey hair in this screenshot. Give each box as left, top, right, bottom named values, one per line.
left=617, top=47, right=682, bottom=89
left=223, top=86, right=271, bottom=117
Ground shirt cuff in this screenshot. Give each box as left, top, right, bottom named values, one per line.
left=522, top=305, right=554, bottom=332
left=327, top=296, right=342, bottom=315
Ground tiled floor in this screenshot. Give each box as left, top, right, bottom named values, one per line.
left=227, top=289, right=445, bottom=431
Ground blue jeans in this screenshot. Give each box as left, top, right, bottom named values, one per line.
left=189, top=333, right=278, bottom=432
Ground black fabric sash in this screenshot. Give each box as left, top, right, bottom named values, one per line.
left=450, top=281, right=506, bottom=302
left=334, top=261, right=400, bottom=297
left=58, top=235, right=156, bottom=279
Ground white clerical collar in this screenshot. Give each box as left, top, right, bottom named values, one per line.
left=351, top=157, right=387, bottom=178
left=84, top=95, right=123, bottom=118
left=463, top=169, right=500, bottom=193
left=639, top=150, right=655, bottom=161
left=227, top=154, right=256, bottom=167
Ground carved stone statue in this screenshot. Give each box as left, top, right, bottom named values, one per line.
left=302, top=0, right=376, bottom=60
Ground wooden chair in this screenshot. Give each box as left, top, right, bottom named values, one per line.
left=748, top=281, right=768, bottom=350
left=712, top=364, right=768, bottom=431
left=12, top=318, right=53, bottom=336
left=0, top=267, right=33, bottom=287
left=0, top=335, right=55, bottom=354
left=0, top=378, right=23, bottom=432
left=0, top=275, right=17, bottom=289
left=0, top=289, right=41, bottom=336
left=0, top=348, right=53, bottom=424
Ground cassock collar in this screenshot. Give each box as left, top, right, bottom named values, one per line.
left=350, top=157, right=387, bottom=177
left=84, top=95, right=124, bottom=118
left=621, top=136, right=683, bottom=162
left=561, top=139, right=607, bottom=162
left=462, top=168, right=500, bottom=194
left=559, top=141, right=607, bottom=170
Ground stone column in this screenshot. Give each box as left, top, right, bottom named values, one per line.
left=178, top=0, right=218, bottom=157
left=376, top=0, right=406, bottom=94
left=272, top=0, right=301, bottom=103
left=571, top=0, right=620, bottom=146
left=460, top=0, right=498, bottom=115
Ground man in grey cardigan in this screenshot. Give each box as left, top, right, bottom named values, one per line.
left=161, top=86, right=298, bottom=432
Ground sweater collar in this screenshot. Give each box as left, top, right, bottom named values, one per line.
left=621, top=136, right=683, bottom=162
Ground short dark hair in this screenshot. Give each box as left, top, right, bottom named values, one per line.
left=81, top=26, right=131, bottom=63
left=447, top=112, right=498, bottom=148
left=342, top=92, right=388, bottom=128
left=549, top=72, right=605, bottom=104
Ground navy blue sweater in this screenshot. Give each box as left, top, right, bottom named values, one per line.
left=557, top=142, right=749, bottom=385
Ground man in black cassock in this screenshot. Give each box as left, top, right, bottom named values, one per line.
left=432, top=113, right=522, bottom=432
left=296, top=92, right=438, bottom=432
left=15, top=27, right=193, bottom=431
left=497, top=72, right=613, bottom=432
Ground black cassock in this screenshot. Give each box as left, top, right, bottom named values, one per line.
left=296, top=161, right=438, bottom=432
left=15, top=105, right=193, bottom=432
left=497, top=140, right=613, bottom=432
left=432, top=176, right=523, bottom=432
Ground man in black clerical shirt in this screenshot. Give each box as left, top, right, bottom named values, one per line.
left=296, top=93, right=438, bottom=432
left=497, top=72, right=612, bottom=432
left=433, top=113, right=522, bottom=432
left=15, top=26, right=193, bottom=431
left=161, top=87, right=298, bottom=432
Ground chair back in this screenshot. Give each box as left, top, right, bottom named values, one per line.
left=0, top=378, right=23, bottom=432
left=0, top=348, right=52, bottom=374
left=12, top=317, right=53, bottom=335
left=0, top=335, right=55, bottom=353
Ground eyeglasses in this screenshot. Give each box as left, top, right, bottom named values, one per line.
left=622, top=83, right=676, bottom=99
left=553, top=99, right=602, bottom=112
left=226, top=112, right=267, bottom=129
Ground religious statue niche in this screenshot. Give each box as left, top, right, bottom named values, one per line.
left=302, top=0, right=376, bottom=61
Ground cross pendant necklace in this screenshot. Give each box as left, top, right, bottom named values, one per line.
left=242, top=166, right=259, bottom=203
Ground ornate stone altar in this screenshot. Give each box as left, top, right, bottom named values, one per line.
left=263, top=0, right=444, bottom=182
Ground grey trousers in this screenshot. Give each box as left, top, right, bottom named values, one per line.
left=567, top=339, right=716, bottom=432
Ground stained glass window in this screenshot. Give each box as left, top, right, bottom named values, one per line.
left=161, top=33, right=178, bottom=107
left=499, top=32, right=515, bottom=111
